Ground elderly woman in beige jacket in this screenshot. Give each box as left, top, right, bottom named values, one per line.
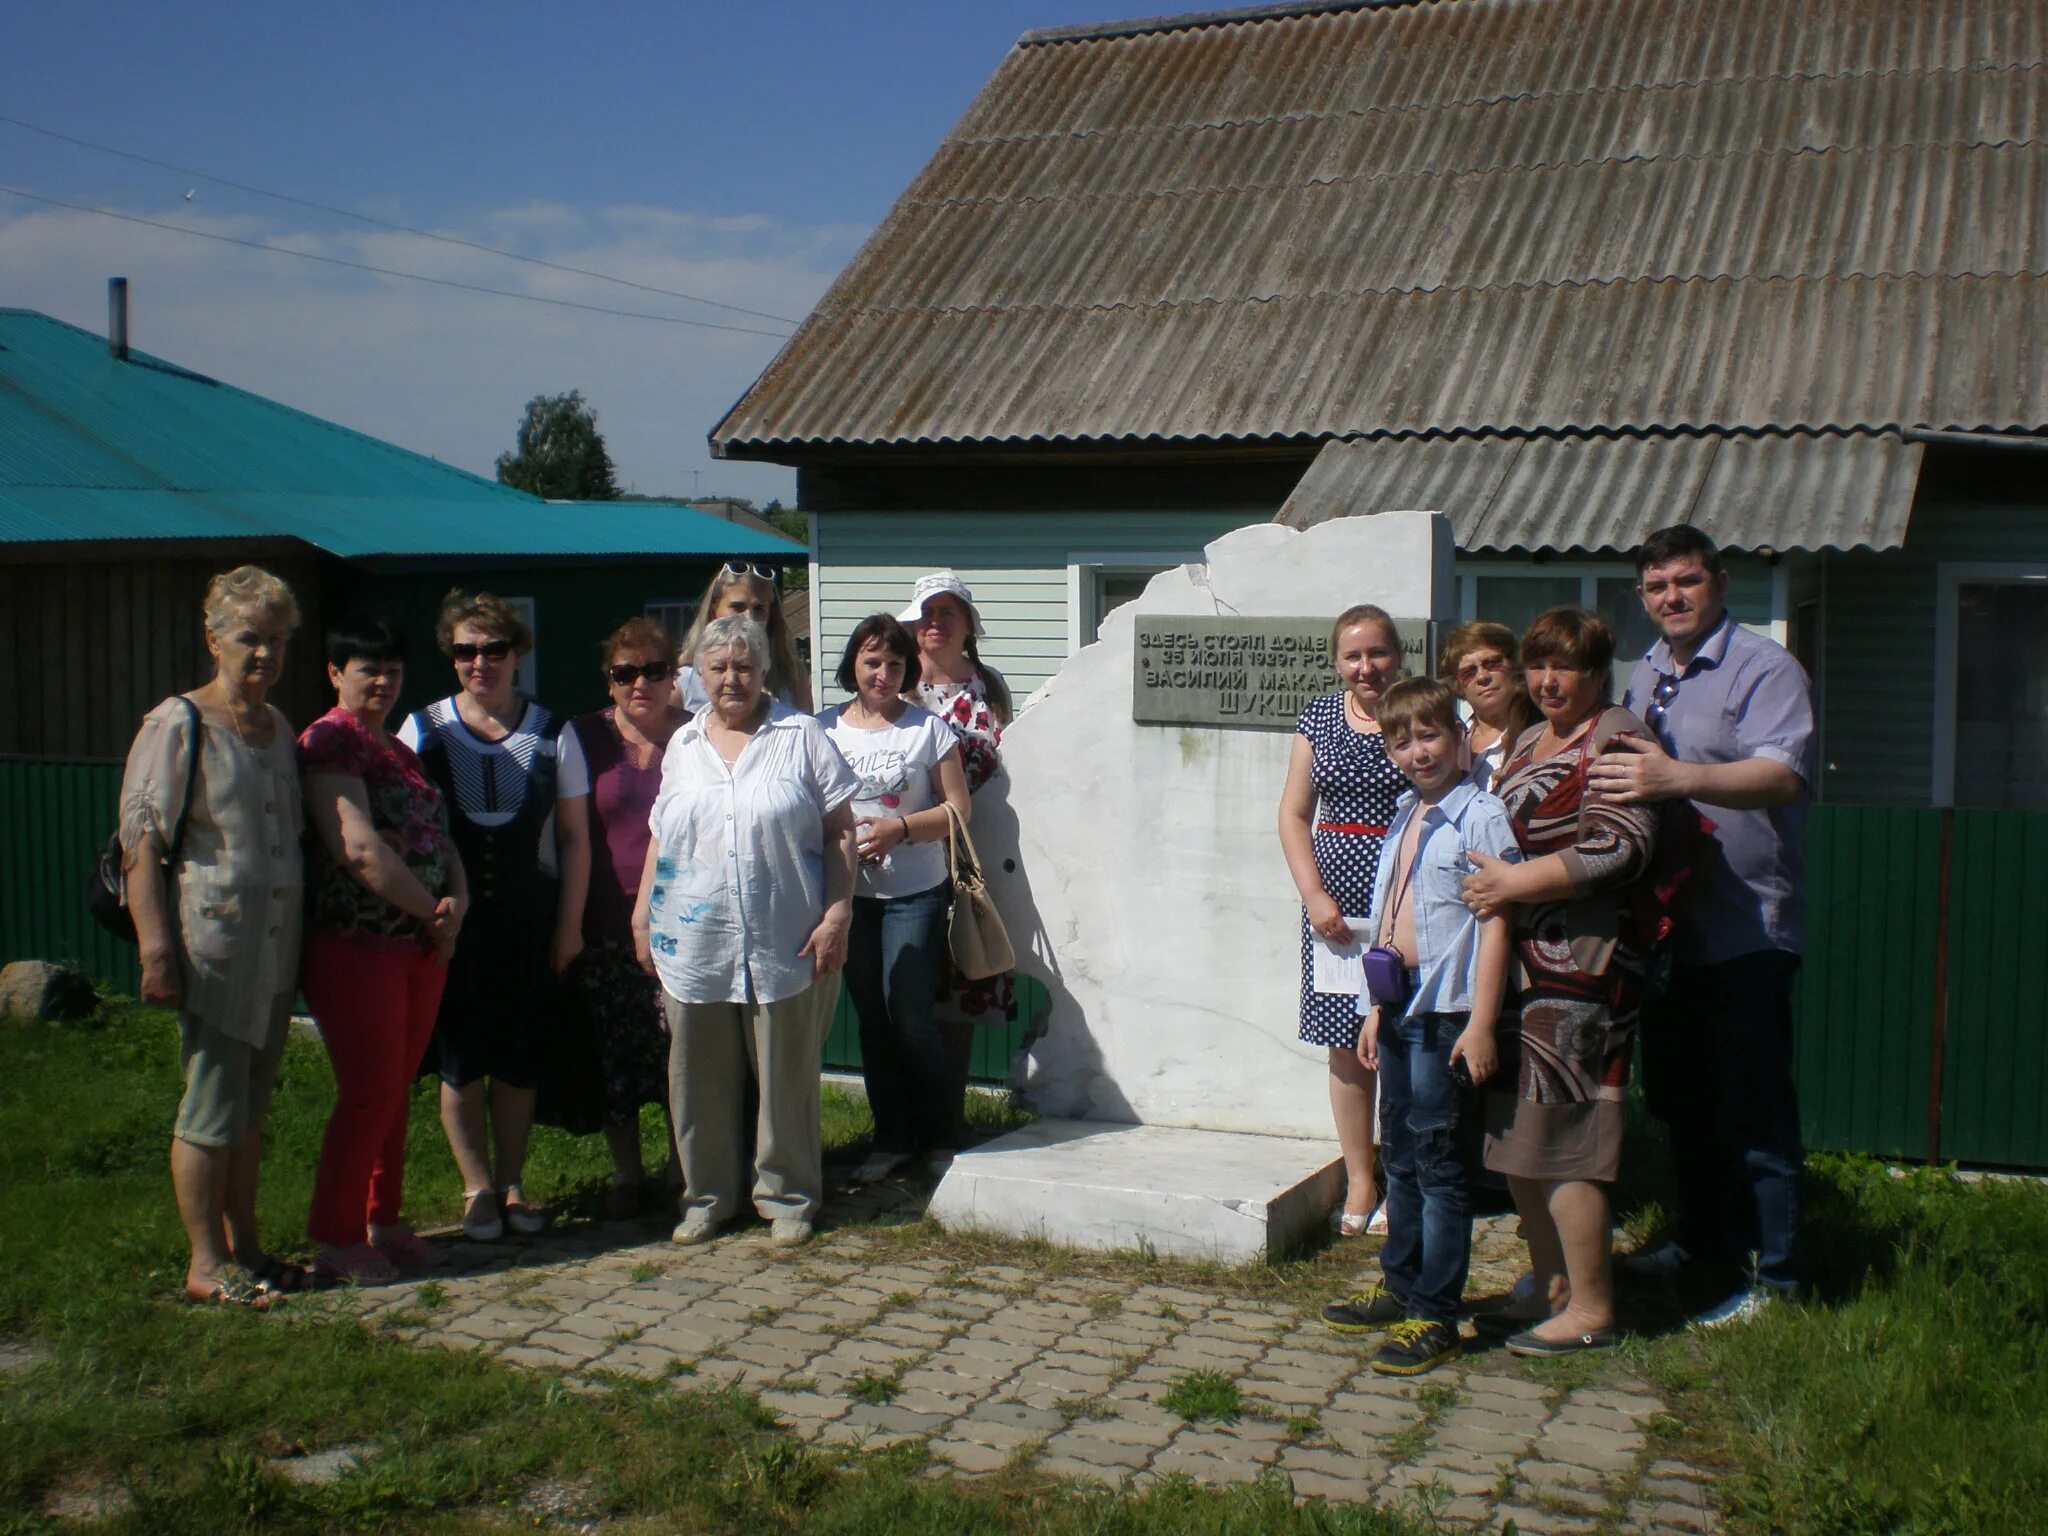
left=121, top=566, right=307, bottom=1309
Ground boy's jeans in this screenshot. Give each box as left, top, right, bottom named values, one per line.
left=1379, top=1010, right=1482, bottom=1327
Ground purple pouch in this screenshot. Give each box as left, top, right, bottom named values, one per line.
left=1362, top=945, right=1410, bottom=1007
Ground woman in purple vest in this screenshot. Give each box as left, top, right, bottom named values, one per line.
left=552, top=617, right=689, bottom=1216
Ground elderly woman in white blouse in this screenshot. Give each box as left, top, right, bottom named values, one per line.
left=633, top=614, right=859, bottom=1249
left=121, top=566, right=306, bottom=1309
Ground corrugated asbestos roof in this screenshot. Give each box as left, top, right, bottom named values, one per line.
left=0, top=310, right=800, bottom=559
left=713, top=0, right=2048, bottom=453
left=1275, top=430, right=1927, bottom=552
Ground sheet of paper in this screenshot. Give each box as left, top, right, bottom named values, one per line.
left=1310, top=916, right=1371, bottom=995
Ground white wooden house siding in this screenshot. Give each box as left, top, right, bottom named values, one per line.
left=810, top=508, right=1273, bottom=704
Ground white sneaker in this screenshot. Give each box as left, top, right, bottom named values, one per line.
left=1689, top=1285, right=1786, bottom=1330
left=461, top=1189, right=503, bottom=1243
left=1621, top=1239, right=1694, bottom=1278
left=671, top=1208, right=720, bottom=1246
left=854, top=1151, right=909, bottom=1183
left=770, top=1217, right=814, bottom=1248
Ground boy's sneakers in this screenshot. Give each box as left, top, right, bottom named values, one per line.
left=1321, top=1282, right=1405, bottom=1333
left=1689, top=1284, right=1791, bottom=1330
left=1621, top=1239, right=1694, bottom=1278
left=1371, top=1319, right=1462, bottom=1376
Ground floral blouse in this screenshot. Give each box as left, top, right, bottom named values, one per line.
left=298, top=706, right=450, bottom=947
left=917, top=671, right=1005, bottom=792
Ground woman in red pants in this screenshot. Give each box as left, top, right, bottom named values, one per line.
left=298, top=616, right=468, bottom=1282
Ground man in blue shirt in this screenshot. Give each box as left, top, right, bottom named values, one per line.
left=1590, top=525, right=1814, bottom=1328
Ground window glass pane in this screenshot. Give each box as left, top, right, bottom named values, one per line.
left=1470, top=576, right=1580, bottom=649
left=1595, top=577, right=1664, bottom=701
left=1955, top=583, right=2048, bottom=810
left=1090, top=569, right=1163, bottom=640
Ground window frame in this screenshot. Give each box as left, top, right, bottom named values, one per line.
left=1932, top=560, right=2048, bottom=807
left=1065, top=551, right=1202, bottom=651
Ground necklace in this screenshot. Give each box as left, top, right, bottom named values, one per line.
left=1344, top=692, right=1379, bottom=732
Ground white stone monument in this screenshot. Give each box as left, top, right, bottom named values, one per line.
left=928, top=512, right=1457, bottom=1261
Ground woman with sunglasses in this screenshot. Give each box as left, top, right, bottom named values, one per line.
left=400, top=590, right=564, bottom=1242
left=676, top=562, right=813, bottom=717
left=1437, top=621, right=1534, bottom=791
left=549, top=617, right=689, bottom=1216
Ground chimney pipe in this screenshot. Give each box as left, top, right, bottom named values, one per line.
left=108, top=277, right=129, bottom=360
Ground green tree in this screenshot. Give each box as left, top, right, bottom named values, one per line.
left=495, top=390, right=621, bottom=500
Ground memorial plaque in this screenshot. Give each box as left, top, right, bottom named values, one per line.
left=1132, top=616, right=1432, bottom=727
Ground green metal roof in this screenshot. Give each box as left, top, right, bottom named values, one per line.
left=0, top=309, right=802, bottom=560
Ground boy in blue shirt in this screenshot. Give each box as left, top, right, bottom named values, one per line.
left=1322, top=677, right=1519, bottom=1374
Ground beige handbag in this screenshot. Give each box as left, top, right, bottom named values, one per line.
left=944, top=802, right=1015, bottom=980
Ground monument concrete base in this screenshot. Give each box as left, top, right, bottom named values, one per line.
left=926, top=1119, right=1344, bottom=1264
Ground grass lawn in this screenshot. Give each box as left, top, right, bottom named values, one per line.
left=3, top=1000, right=2045, bottom=1534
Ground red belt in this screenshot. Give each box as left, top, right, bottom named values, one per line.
left=1317, top=822, right=1387, bottom=836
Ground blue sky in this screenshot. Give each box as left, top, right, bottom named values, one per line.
left=1, top=0, right=1128, bottom=502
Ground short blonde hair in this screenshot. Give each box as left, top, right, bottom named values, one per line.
left=435, top=588, right=532, bottom=656
left=203, top=565, right=300, bottom=633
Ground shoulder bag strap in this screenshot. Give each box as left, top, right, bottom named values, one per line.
left=166, top=696, right=204, bottom=863
left=944, top=801, right=978, bottom=884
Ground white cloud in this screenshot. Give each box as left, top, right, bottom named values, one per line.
left=0, top=194, right=861, bottom=504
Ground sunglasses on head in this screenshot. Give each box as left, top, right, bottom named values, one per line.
left=451, top=639, right=513, bottom=663
left=608, top=660, right=674, bottom=687
left=724, top=561, right=778, bottom=585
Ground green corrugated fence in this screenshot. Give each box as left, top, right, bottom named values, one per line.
left=0, top=758, right=137, bottom=995
left=2, top=757, right=2042, bottom=1162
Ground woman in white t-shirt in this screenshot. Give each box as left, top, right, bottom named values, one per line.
left=819, top=614, right=970, bottom=1183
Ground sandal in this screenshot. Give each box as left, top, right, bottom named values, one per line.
left=314, top=1243, right=401, bottom=1286
left=249, top=1257, right=315, bottom=1296
left=498, top=1189, right=548, bottom=1237
left=184, top=1265, right=278, bottom=1311
left=368, top=1227, right=440, bottom=1272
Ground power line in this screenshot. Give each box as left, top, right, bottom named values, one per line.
left=0, top=112, right=806, bottom=326
left=0, top=185, right=798, bottom=337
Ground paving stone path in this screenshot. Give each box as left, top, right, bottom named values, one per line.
left=342, top=1191, right=1722, bottom=1535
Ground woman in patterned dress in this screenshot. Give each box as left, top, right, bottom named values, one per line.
left=900, top=572, right=1013, bottom=1157
left=1461, top=608, right=1658, bottom=1355
left=552, top=617, right=688, bottom=1218
left=399, top=590, right=563, bottom=1243
left=1278, top=605, right=1410, bottom=1236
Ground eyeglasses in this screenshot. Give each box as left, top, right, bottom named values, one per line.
left=451, top=640, right=513, bottom=663
left=723, top=561, right=779, bottom=584
left=608, top=660, right=674, bottom=687
left=1457, top=655, right=1509, bottom=683
left=1644, top=672, right=1681, bottom=730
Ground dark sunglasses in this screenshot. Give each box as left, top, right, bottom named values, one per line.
left=723, top=561, right=779, bottom=585
left=1644, top=672, right=1681, bottom=730
left=451, top=639, right=514, bottom=663
left=608, top=660, right=674, bottom=687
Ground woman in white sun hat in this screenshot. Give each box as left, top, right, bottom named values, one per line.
left=897, top=572, right=1014, bottom=1158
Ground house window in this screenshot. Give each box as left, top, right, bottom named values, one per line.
left=646, top=599, right=694, bottom=647
left=506, top=596, right=538, bottom=696
left=1938, top=570, right=2048, bottom=810
left=1461, top=569, right=1661, bottom=699
left=1068, top=555, right=1197, bottom=649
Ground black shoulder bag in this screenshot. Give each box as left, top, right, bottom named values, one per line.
left=88, top=696, right=204, bottom=943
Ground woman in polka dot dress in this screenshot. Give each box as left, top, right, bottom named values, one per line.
left=1277, top=605, right=1410, bottom=1236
